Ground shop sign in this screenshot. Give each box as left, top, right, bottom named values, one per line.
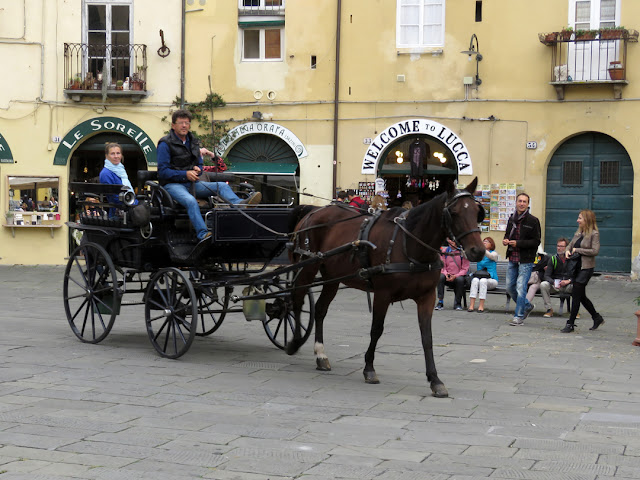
left=217, top=122, right=308, bottom=158
left=361, top=118, right=473, bottom=175
left=53, top=117, right=157, bottom=166
left=0, top=132, right=14, bottom=163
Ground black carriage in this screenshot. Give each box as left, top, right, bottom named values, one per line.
left=63, top=172, right=314, bottom=359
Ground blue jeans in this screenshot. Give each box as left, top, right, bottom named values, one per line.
left=506, top=261, right=534, bottom=318
left=164, top=181, right=241, bottom=240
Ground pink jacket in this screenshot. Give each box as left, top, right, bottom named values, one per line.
left=440, top=247, right=470, bottom=277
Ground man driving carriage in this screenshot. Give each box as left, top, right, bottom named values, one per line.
left=157, top=109, right=261, bottom=241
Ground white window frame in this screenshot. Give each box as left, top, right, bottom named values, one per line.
left=241, top=27, right=284, bottom=62
left=82, top=0, right=134, bottom=85
left=567, top=0, right=621, bottom=80
left=396, top=0, right=445, bottom=49
left=568, top=0, right=620, bottom=30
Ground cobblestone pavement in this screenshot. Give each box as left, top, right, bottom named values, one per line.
left=0, top=265, right=639, bottom=479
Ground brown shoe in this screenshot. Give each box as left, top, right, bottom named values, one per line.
left=239, top=192, right=262, bottom=205
left=543, top=308, right=553, bottom=318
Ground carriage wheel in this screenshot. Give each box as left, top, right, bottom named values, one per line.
left=144, top=268, right=197, bottom=359
left=63, top=242, right=119, bottom=344
left=262, top=273, right=315, bottom=350
left=190, top=271, right=231, bottom=336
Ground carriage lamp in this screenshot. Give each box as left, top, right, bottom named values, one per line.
left=395, top=151, right=404, bottom=164
left=460, top=33, right=482, bottom=85
left=118, top=189, right=136, bottom=206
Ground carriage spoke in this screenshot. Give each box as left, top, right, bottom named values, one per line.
left=70, top=297, right=89, bottom=322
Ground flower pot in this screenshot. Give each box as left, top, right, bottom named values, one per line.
left=633, top=310, right=640, bottom=346
left=601, top=29, right=624, bottom=40
left=608, top=62, right=625, bottom=80
left=560, top=31, right=573, bottom=41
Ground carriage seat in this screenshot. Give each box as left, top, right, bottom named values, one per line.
left=137, top=170, right=254, bottom=217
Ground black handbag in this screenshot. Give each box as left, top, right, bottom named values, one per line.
left=473, top=268, right=491, bottom=279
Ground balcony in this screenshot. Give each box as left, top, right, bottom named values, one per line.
left=538, top=29, right=638, bottom=100
left=63, top=43, right=148, bottom=103
left=238, top=2, right=285, bottom=16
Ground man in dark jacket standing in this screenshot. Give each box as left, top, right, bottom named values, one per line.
left=502, top=193, right=541, bottom=325
left=157, top=109, right=261, bottom=241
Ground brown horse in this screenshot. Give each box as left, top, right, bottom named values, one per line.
left=286, top=177, right=485, bottom=397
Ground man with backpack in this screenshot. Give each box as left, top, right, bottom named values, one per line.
left=347, top=189, right=367, bottom=210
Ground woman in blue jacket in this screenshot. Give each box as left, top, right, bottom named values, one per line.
left=468, top=237, right=499, bottom=313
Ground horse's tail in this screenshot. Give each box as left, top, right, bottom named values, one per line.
left=288, top=204, right=317, bottom=233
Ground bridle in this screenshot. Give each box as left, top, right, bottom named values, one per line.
left=442, top=190, right=485, bottom=245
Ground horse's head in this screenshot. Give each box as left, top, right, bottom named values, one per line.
left=443, top=177, right=486, bottom=262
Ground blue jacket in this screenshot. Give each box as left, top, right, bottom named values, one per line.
left=476, top=250, right=498, bottom=281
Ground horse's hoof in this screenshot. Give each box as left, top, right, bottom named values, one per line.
left=316, top=358, right=332, bottom=371
left=431, top=383, right=448, bottom=398
left=363, top=371, right=380, bottom=384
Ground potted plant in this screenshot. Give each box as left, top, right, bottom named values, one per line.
left=83, top=72, right=95, bottom=90
left=131, top=73, right=144, bottom=91
left=608, top=60, right=625, bottom=80
left=5, top=211, right=14, bottom=225
left=116, top=80, right=124, bottom=90
left=69, top=76, right=82, bottom=89
left=560, top=26, right=573, bottom=41
left=575, top=29, right=598, bottom=40
left=600, top=26, right=626, bottom=40
left=539, top=32, right=557, bottom=44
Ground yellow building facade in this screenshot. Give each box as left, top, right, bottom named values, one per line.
left=1, top=0, right=638, bottom=272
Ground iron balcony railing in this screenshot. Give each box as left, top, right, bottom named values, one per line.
left=539, top=30, right=638, bottom=83
left=238, top=1, right=285, bottom=16
left=63, top=43, right=147, bottom=92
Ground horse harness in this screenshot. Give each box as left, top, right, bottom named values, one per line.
left=292, top=190, right=483, bottom=289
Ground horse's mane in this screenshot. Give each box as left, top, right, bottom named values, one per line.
left=404, top=191, right=448, bottom=231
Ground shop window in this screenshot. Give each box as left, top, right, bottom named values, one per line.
left=7, top=176, right=60, bottom=213
left=396, top=0, right=445, bottom=48
left=82, top=0, right=133, bottom=87
left=562, top=160, right=583, bottom=185
left=599, top=160, right=619, bottom=185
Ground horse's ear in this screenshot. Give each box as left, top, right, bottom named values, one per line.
left=443, top=177, right=456, bottom=196
left=465, top=177, right=479, bottom=194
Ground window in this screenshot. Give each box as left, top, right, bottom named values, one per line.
left=83, top=1, right=133, bottom=86
left=396, top=0, right=445, bottom=48
left=239, top=0, right=284, bottom=13
left=600, top=160, right=620, bottom=185
left=243, top=28, right=282, bottom=60
left=562, top=161, right=583, bottom=185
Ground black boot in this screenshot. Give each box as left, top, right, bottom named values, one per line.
left=589, top=314, right=605, bottom=331
left=561, top=322, right=575, bottom=333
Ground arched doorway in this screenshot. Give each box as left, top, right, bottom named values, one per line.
left=67, top=132, right=149, bottom=254
left=361, top=119, right=474, bottom=207
left=226, top=133, right=300, bottom=205
left=545, top=132, right=633, bottom=272
left=375, top=134, right=458, bottom=206
left=68, top=132, right=148, bottom=185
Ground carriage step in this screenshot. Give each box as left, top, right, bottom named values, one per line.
left=121, top=300, right=143, bottom=306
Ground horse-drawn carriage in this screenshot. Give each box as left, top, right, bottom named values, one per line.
left=64, top=171, right=314, bottom=359
left=65, top=172, right=486, bottom=397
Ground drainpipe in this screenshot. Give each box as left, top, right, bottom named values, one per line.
left=180, top=0, right=186, bottom=108
left=332, top=0, right=342, bottom=195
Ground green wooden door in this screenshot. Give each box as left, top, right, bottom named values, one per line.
left=545, top=133, right=633, bottom=273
